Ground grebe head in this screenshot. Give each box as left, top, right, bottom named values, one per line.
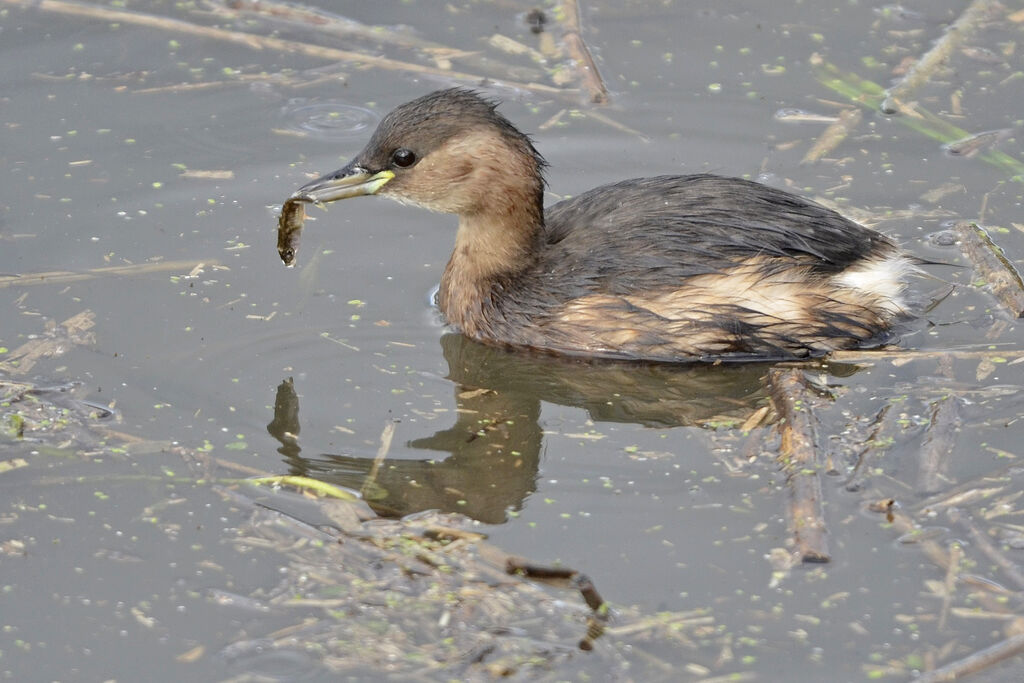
left=293, top=89, right=546, bottom=219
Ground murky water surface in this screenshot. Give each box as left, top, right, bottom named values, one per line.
left=2, top=0, right=1024, bottom=680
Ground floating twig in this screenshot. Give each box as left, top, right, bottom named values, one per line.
left=801, top=108, right=862, bottom=164
left=768, top=368, right=830, bottom=563
left=917, top=394, right=962, bottom=494
left=880, top=0, right=1002, bottom=114
left=559, top=0, right=609, bottom=104
left=955, top=221, right=1024, bottom=318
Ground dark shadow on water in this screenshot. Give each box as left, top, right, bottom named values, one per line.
left=267, top=333, right=861, bottom=523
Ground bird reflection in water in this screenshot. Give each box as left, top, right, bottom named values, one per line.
left=266, top=334, right=859, bottom=523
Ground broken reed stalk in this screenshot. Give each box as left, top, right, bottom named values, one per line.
left=955, top=222, right=1024, bottom=318
left=801, top=108, right=862, bottom=164
left=916, top=394, right=962, bottom=494
left=768, top=368, right=830, bottom=563
left=559, top=0, right=609, bottom=104
left=0, top=0, right=567, bottom=96
left=915, top=632, right=1024, bottom=683
left=881, top=0, right=1001, bottom=114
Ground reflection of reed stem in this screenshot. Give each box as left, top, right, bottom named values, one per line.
left=768, top=368, right=830, bottom=563
left=362, top=421, right=396, bottom=498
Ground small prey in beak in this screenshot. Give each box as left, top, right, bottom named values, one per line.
left=278, top=165, right=394, bottom=267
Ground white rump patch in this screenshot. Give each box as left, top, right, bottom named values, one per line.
left=834, top=253, right=915, bottom=315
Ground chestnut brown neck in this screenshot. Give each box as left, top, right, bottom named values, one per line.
left=438, top=199, right=543, bottom=337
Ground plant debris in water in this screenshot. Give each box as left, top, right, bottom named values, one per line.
left=216, top=487, right=725, bottom=679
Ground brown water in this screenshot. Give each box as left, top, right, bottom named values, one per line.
left=3, top=0, right=1024, bottom=680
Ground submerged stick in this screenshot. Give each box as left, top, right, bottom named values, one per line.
left=881, top=0, right=1001, bottom=114
left=0, top=310, right=96, bottom=375
left=949, top=509, right=1024, bottom=591
left=768, top=368, right=830, bottom=563
left=559, top=0, right=609, bottom=104
left=955, top=222, right=1024, bottom=318
left=917, top=394, right=962, bottom=494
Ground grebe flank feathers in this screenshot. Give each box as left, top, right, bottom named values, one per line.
left=291, top=88, right=915, bottom=362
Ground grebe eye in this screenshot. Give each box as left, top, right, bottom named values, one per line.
left=392, top=148, right=417, bottom=168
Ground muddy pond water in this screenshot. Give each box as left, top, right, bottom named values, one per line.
left=3, top=0, right=1024, bottom=680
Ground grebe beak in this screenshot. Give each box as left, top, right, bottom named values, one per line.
left=291, top=162, right=395, bottom=204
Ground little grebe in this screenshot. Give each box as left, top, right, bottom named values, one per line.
left=291, top=89, right=914, bottom=361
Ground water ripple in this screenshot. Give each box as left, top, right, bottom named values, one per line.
left=281, top=99, right=379, bottom=141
